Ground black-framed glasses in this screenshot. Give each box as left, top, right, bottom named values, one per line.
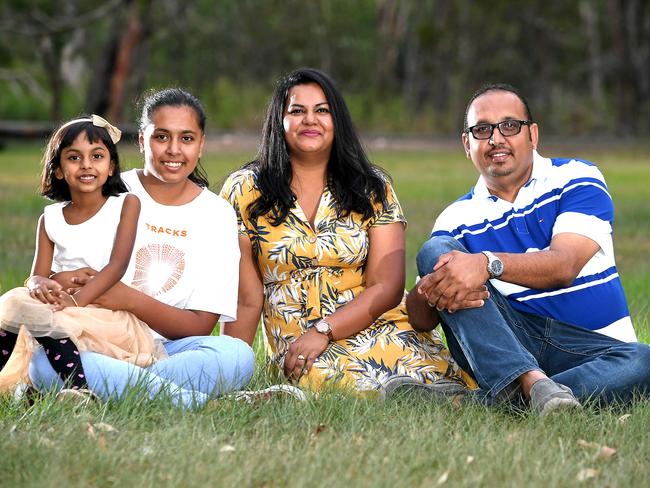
left=466, top=119, right=531, bottom=140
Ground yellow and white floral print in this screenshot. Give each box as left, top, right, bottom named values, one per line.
left=221, top=168, right=475, bottom=392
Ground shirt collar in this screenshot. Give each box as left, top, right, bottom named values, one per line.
left=472, top=149, right=551, bottom=200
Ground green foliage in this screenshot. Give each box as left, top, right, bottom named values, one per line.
left=0, top=86, right=47, bottom=121
left=203, top=78, right=270, bottom=131
left=1, top=1, right=649, bottom=135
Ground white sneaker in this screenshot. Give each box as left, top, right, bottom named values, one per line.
left=233, top=384, right=307, bottom=403
left=56, top=388, right=100, bottom=406
left=13, top=383, right=39, bottom=405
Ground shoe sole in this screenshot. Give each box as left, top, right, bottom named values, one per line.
left=56, top=388, right=99, bottom=406
left=379, top=376, right=468, bottom=402
left=234, top=384, right=307, bottom=403
left=539, top=397, right=582, bottom=416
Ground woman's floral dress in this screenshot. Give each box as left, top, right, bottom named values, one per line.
left=221, top=168, right=475, bottom=392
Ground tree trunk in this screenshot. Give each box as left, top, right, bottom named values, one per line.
left=606, top=0, right=637, bottom=134
left=41, top=35, right=63, bottom=121
left=107, top=0, right=143, bottom=123
left=580, top=0, right=604, bottom=104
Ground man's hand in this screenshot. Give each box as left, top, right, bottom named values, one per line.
left=418, top=251, right=490, bottom=312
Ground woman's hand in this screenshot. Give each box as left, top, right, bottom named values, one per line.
left=50, top=267, right=96, bottom=294
left=25, top=276, right=63, bottom=305
left=283, top=328, right=330, bottom=380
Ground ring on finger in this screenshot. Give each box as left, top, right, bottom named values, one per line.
left=299, top=360, right=309, bottom=376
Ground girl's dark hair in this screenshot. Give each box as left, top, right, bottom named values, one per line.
left=41, top=118, right=128, bottom=202
left=138, top=87, right=210, bottom=187
left=247, top=67, right=388, bottom=225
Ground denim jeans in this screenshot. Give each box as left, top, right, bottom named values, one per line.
left=29, top=335, right=255, bottom=408
left=416, top=236, right=650, bottom=405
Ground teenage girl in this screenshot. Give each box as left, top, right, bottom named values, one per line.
left=0, top=115, right=164, bottom=392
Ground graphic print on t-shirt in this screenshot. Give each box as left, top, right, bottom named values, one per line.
left=132, top=244, right=185, bottom=296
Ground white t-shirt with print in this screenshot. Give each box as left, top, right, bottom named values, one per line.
left=121, top=170, right=240, bottom=329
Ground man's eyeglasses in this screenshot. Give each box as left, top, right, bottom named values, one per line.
left=466, top=119, right=531, bottom=140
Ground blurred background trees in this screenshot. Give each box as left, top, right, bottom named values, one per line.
left=0, top=0, right=648, bottom=136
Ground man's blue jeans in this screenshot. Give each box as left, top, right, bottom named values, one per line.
left=416, top=236, right=650, bottom=404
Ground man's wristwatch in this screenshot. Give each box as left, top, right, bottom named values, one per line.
left=482, top=251, right=504, bottom=279
left=314, top=319, right=334, bottom=341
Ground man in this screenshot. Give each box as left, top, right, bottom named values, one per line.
left=400, top=83, right=650, bottom=414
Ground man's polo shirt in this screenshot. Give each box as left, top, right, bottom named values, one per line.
left=431, top=151, right=636, bottom=342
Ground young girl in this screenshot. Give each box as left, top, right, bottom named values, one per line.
left=0, top=115, right=165, bottom=394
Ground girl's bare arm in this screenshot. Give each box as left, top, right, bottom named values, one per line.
left=25, top=214, right=63, bottom=304
left=68, top=194, right=140, bottom=307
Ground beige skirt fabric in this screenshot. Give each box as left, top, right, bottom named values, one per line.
left=0, top=287, right=167, bottom=393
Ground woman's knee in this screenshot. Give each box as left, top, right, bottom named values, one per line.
left=416, top=235, right=466, bottom=277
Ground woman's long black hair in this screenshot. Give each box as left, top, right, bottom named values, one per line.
left=247, top=68, right=388, bottom=225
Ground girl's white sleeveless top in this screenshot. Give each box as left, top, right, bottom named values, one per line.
left=43, top=193, right=128, bottom=274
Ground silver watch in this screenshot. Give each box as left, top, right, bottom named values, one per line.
left=482, top=251, right=504, bottom=279
left=314, top=319, right=333, bottom=341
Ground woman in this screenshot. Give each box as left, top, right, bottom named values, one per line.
left=28, top=88, right=254, bottom=407
left=220, top=68, right=474, bottom=393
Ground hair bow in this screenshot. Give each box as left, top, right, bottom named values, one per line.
left=91, top=114, right=122, bottom=144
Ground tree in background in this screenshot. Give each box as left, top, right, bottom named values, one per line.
left=0, top=0, right=648, bottom=136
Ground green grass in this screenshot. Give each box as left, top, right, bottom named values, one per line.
left=1, top=141, right=649, bottom=487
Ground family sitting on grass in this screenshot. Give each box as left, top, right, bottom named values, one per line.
left=1, top=69, right=649, bottom=415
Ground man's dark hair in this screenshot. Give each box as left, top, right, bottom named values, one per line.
left=463, top=83, right=534, bottom=131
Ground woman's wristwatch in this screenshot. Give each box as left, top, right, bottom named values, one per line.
left=314, top=319, right=334, bottom=341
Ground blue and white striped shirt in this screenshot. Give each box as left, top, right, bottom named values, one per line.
left=432, top=151, right=636, bottom=342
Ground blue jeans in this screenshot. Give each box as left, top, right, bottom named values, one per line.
left=29, top=335, right=254, bottom=408
left=417, top=236, right=650, bottom=405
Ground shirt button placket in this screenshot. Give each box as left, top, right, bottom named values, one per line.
left=308, top=234, right=318, bottom=267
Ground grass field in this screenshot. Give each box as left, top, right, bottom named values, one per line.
left=1, top=141, right=649, bottom=487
